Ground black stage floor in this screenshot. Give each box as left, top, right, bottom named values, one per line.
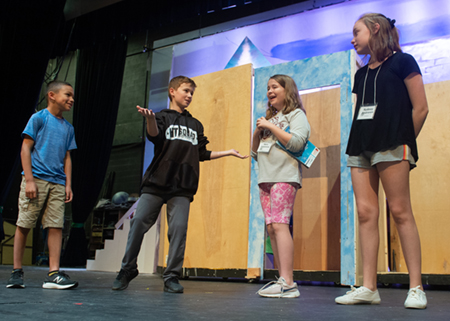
left=1, top=265, right=449, bottom=321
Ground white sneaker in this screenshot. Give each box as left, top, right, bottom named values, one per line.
left=335, top=286, right=381, bottom=305
left=404, top=286, right=427, bottom=309
left=257, top=277, right=300, bottom=298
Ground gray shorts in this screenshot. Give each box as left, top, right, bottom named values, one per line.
left=347, top=144, right=416, bottom=170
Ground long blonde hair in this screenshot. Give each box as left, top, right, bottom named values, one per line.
left=266, top=74, right=306, bottom=120
left=358, top=13, right=402, bottom=63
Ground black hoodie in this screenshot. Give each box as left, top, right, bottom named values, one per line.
left=141, top=109, right=211, bottom=201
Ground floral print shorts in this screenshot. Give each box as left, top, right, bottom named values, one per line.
left=259, top=182, right=299, bottom=225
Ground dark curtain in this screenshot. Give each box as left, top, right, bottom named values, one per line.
left=61, top=35, right=128, bottom=266
left=0, top=0, right=66, bottom=240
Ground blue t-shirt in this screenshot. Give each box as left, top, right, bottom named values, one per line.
left=22, top=108, right=77, bottom=185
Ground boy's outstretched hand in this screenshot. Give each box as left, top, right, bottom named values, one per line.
left=228, top=149, right=249, bottom=159
left=136, top=105, right=155, bottom=119
left=211, top=149, right=249, bottom=159
left=137, top=105, right=159, bottom=137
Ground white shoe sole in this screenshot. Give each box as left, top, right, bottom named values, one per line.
left=335, top=299, right=381, bottom=305
left=42, top=282, right=78, bottom=290
left=6, top=284, right=25, bottom=288
left=258, top=290, right=300, bottom=298
left=405, top=303, right=427, bottom=309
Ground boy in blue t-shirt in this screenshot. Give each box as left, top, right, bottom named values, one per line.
left=6, top=81, right=78, bottom=290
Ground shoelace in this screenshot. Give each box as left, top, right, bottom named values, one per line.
left=256, top=277, right=292, bottom=298
left=407, top=286, right=422, bottom=299
left=256, top=276, right=281, bottom=294
left=345, top=285, right=365, bottom=296
left=52, top=271, right=70, bottom=279
left=59, top=271, right=70, bottom=279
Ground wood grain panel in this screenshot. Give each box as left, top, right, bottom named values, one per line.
left=390, top=80, right=450, bottom=274
left=159, top=64, right=253, bottom=269
left=292, top=87, right=341, bottom=270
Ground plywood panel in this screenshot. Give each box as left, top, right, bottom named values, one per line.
left=292, top=88, right=341, bottom=270
left=389, top=80, right=450, bottom=274
left=159, top=64, right=252, bottom=269
left=377, top=187, right=389, bottom=272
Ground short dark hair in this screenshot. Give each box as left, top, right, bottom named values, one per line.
left=47, top=80, right=73, bottom=96
left=168, top=76, right=196, bottom=101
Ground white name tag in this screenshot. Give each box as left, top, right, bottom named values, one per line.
left=357, top=104, right=377, bottom=120
left=258, top=141, right=272, bottom=153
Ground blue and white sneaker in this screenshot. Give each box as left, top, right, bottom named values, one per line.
left=42, top=271, right=78, bottom=290
left=257, top=277, right=300, bottom=298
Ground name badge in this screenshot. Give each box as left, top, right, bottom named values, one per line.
left=258, top=141, right=272, bottom=153
left=357, top=104, right=377, bottom=120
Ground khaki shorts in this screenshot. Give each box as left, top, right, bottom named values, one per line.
left=347, top=144, right=416, bottom=170
left=17, top=176, right=66, bottom=229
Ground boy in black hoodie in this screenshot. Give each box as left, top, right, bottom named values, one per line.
left=112, top=76, right=247, bottom=293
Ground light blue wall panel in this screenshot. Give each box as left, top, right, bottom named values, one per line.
left=248, top=50, right=357, bottom=285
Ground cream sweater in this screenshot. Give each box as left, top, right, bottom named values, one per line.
left=251, top=109, right=310, bottom=186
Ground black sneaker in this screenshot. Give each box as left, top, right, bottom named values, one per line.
left=164, top=277, right=184, bottom=293
left=112, top=269, right=139, bottom=291
left=42, top=271, right=78, bottom=289
left=6, top=269, right=25, bottom=288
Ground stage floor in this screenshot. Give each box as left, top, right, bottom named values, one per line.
left=1, top=265, right=449, bottom=320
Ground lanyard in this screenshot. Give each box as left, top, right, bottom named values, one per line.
left=361, top=62, right=383, bottom=105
